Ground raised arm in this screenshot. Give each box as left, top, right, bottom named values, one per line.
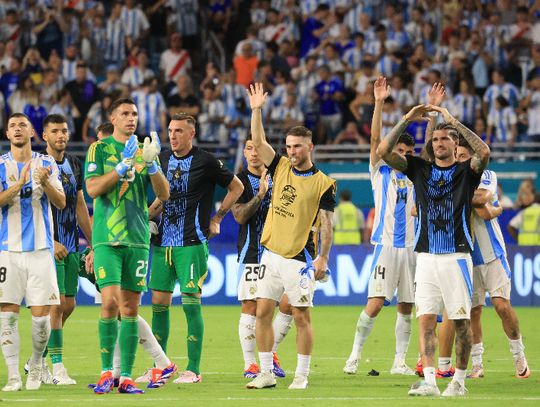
left=429, top=105, right=490, bottom=173
left=247, top=83, right=276, bottom=166
left=370, top=76, right=391, bottom=164
left=422, top=82, right=446, bottom=160
left=377, top=104, right=429, bottom=171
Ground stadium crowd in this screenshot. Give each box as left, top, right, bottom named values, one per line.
left=1, top=0, right=540, bottom=153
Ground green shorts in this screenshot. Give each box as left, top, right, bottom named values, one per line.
left=55, top=252, right=80, bottom=296
left=149, top=244, right=209, bottom=293
left=93, top=245, right=149, bottom=292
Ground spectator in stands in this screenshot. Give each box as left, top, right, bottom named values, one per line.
left=0, top=41, right=15, bottom=74
left=300, top=4, right=333, bottom=58
left=520, top=72, right=540, bottom=148
left=390, top=75, right=414, bottom=111
left=484, top=69, right=520, bottom=115
left=486, top=95, right=517, bottom=147
left=62, top=44, right=79, bottom=83
left=89, top=13, right=107, bottom=74
left=473, top=116, right=488, bottom=142
left=451, top=79, right=481, bottom=129
left=66, top=62, right=99, bottom=140
left=22, top=90, right=47, bottom=140
left=508, top=193, right=540, bottom=245
left=83, top=93, right=113, bottom=144
left=166, top=0, right=199, bottom=51
left=342, top=32, right=366, bottom=75
left=8, top=73, right=36, bottom=114
left=132, top=76, right=167, bottom=140
left=314, top=64, right=344, bottom=143
left=200, top=61, right=220, bottom=93
left=264, top=41, right=290, bottom=77
left=105, top=1, right=128, bottom=66
left=0, top=9, right=21, bottom=56
left=219, top=69, right=248, bottom=118
left=167, top=74, right=200, bottom=117
left=270, top=92, right=304, bottom=130
left=333, top=121, right=367, bottom=145
left=349, top=81, right=375, bottom=138
left=235, top=26, right=266, bottom=61
left=121, top=49, right=154, bottom=90
left=160, top=32, right=192, bottom=85
left=121, top=0, right=150, bottom=49
left=198, top=83, right=226, bottom=143
left=497, top=183, right=515, bottom=209
left=21, top=47, right=47, bottom=84
left=333, top=189, right=364, bottom=245
left=99, top=65, right=128, bottom=96
left=0, top=57, right=21, bottom=104
left=513, top=179, right=537, bottom=210
left=33, top=4, right=67, bottom=60
left=381, top=96, right=402, bottom=137
left=233, top=42, right=259, bottom=88
left=49, top=87, right=79, bottom=136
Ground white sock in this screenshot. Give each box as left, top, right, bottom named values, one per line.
left=423, top=366, right=436, bottom=386
left=239, top=313, right=257, bottom=369
left=259, top=351, right=273, bottom=373
left=138, top=315, right=170, bottom=369
left=272, top=312, right=293, bottom=352
left=350, top=310, right=375, bottom=359
left=0, top=312, right=20, bottom=378
left=30, top=315, right=50, bottom=365
left=394, top=312, right=412, bottom=362
left=508, top=336, right=525, bottom=360
left=113, top=339, right=121, bottom=379
left=471, top=342, right=484, bottom=367
left=438, top=357, right=452, bottom=372
left=295, top=354, right=311, bottom=377
left=454, top=368, right=467, bottom=386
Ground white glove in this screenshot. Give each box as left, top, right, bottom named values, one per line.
left=142, top=131, right=161, bottom=164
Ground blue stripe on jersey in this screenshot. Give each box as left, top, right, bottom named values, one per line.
left=194, top=204, right=206, bottom=244
left=20, top=163, right=34, bottom=251
left=238, top=228, right=250, bottom=265
left=462, top=207, right=473, bottom=250
left=427, top=166, right=456, bottom=254
left=162, top=155, right=193, bottom=246
left=372, top=166, right=391, bottom=243
left=486, top=219, right=505, bottom=259
left=41, top=194, right=53, bottom=249
left=368, top=244, right=384, bottom=276
left=0, top=162, right=7, bottom=251
left=393, top=172, right=408, bottom=248
left=457, top=258, right=473, bottom=299
left=500, top=255, right=512, bottom=278
left=471, top=236, right=484, bottom=266
left=413, top=206, right=421, bottom=249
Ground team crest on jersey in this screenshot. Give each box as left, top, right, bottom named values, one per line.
left=87, top=163, right=97, bottom=172
left=61, top=173, right=70, bottom=186
left=280, top=185, right=297, bottom=207
left=173, top=167, right=182, bottom=179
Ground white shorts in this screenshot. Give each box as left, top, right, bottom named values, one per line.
left=415, top=252, right=473, bottom=320
left=237, top=263, right=259, bottom=301
left=472, top=256, right=512, bottom=307
left=0, top=249, right=60, bottom=307
left=367, top=245, right=416, bottom=304
left=257, top=250, right=314, bottom=307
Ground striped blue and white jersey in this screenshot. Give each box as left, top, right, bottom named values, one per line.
left=483, top=83, right=520, bottom=113
left=342, top=46, right=365, bottom=71
left=62, top=59, right=77, bottom=83
left=452, top=93, right=481, bottom=125
left=120, top=6, right=149, bottom=39
left=370, top=159, right=416, bottom=248
left=167, top=0, right=199, bottom=36
left=0, top=152, right=63, bottom=252
left=132, top=90, right=167, bottom=135
left=487, top=106, right=517, bottom=142
left=471, top=170, right=507, bottom=267
left=105, top=18, right=126, bottom=63
left=121, top=67, right=155, bottom=89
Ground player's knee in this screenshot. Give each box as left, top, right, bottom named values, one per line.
left=493, top=298, right=511, bottom=316
left=292, top=307, right=311, bottom=328
left=255, top=302, right=274, bottom=322
left=241, top=300, right=257, bottom=316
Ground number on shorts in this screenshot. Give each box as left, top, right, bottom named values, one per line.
left=245, top=266, right=259, bottom=282
left=373, top=265, right=386, bottom=280
left=135, top=261, right=148, bottom=278
left=258, top=265, right=266, bottom=280
left=0, top=266, right=6, bottom=283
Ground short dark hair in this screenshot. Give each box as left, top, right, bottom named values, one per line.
left=109, top=97, right=137, bottom=115
left=397, top=132, right=415, bottom=147
left=96, top=122, right=114, bottom=136
left=286, top=126, right=312, bottom=140
left=7, top=112, right=31, bottom=127
left=43, top=114, right=67, bottom=130
left=245, top=134, right=252, bottom=142
left=458, top=135, right=474, bottom=155
left=339, top=189, right=352, bottom=201
left=171, top=113, right=196, bottom=126
left=434, top=123, right=459, bottom=141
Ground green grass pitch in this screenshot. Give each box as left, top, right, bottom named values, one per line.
left=1, top=305, right=538, bottom=406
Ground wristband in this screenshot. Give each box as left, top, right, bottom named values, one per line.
left=146, top=161, right=159, bottom=175
left=115, top=161, right=130, bottom=177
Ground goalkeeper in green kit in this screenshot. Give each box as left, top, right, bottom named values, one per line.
left=84, top=98, right=169, bottom=394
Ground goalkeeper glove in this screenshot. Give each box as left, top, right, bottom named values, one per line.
left=142, top=131, right=161, bottom=175
left=115, top=135, right=139, bottom=177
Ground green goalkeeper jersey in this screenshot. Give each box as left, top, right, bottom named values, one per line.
left=84, top=136, right=151, bottom=249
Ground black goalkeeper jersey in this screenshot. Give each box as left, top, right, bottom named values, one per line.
left=154, top=147, right=234, bottom=247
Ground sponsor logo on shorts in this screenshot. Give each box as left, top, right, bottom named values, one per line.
left=1, top=339, right=13, bottom=345
left=186, top=281, right=196, bottom=289
left=49, top=293, right=58, bottom=301
left=455, top=307, right=467, bottom=317
left=137, top=279, right=146, bottom=286
left=98, top=267, right=106, bottom=279
left=299, top=295, right=309, bottom=303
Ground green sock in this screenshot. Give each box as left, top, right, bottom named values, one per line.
left=152, top=304, right=170, bottom=353
left=99, top=318, right=118, bottom=371
left=48, top=329, right=63, bottom=364
left=119, top=316, right=138, bottom=378
left=182, top=295, right=203, bottom=375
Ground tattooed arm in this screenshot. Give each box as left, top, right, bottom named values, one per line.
left=377, top=104, right=429, bottom=171
left=232, top=170, right=269, bottom=225
left=429, top=105, right=490, bottom=173
left=148, top=198, right=164, bottom=219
